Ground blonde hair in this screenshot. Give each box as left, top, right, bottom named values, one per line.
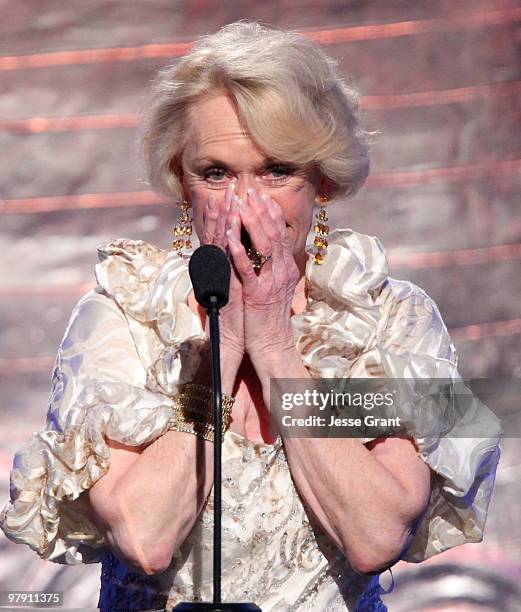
left=140, top=21, right=377, bottom=201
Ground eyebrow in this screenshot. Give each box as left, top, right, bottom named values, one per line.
left=192, top=156, right=284, bottom=170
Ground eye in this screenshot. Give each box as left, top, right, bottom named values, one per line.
left=203, top=167, right=228, bottom=184
left=260, top=164, right=294, bottom=185
left=203, top=164, right=294, bottom=187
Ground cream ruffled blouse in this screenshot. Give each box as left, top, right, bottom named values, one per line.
left=0, top=229, right=501, bottom=611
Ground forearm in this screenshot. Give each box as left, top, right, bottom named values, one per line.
left=110, top=429, right=213, bottom=574
left=99, top=344, right=241, bottom=574
left=281, top=436, right=419, bottom=572
left=256, top=348, right=424, bottom=573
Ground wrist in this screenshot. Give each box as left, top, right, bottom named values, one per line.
left=168, top=384, right=235, bottom=443
left=220, top=343, right=243, bottom=394
left=248, top=344, right=306, bottom=379
left=221, top=342, right=243, bottom=367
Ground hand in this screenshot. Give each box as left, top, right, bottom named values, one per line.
left=200, top=184, right=244, bottom=366
left=226, top=188, right=300, bottom=360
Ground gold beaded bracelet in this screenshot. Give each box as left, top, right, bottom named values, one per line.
left=168, top=383, right=234, bottom=443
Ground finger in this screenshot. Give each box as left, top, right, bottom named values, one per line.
left=261, top=192, right=295, bottom=264
left=201, top=193, right=218, bottom=244
left=225, top=192, right=240, bottom=241
left=248, top=188, right=284, bottom=245
left=226, top=203, right=240, bottom=257
left=238, top=193, right=272, bottom=261
left=259, top=192, right=287, bottom=262
left=202, top=183, right=235, bottom=246
left=258, top=193, right=300, bottom=286
left=246, top=190, right=286, bottom=276
left=264, top=193, right=288, bottom=239
left=214, top=182, right=235, bottom=244
left=226, top=224, right=257, bottom=286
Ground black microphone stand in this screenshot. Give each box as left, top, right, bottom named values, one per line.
left=173, top=279, right=261, bottom=610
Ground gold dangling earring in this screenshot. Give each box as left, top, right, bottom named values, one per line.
left=313, top=196, right=329, bottom=265
left=172, top=200, right=193, bottom=256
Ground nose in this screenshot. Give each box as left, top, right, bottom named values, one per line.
left=234, top=174, right=256, bottom=201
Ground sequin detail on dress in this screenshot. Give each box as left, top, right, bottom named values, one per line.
left=0, top=230, right=500, bottom=610
left=96, top=433, right=385, bottom=611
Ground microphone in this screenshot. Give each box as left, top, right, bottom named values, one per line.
left=177, top=244, right=260, bottom=610
left=189, top=245, right=231, bottom=310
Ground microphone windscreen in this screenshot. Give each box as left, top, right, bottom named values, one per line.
left=188, top=245, right=231, bottom=309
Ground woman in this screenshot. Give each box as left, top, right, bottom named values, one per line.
left=0, top=22, right=501, bottom=611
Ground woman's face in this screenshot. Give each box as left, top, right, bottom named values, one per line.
left=178, top=93, right=324, bottom=260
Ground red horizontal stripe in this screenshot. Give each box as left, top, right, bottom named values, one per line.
left=0, top=241, right=520, bottom=302
left=305, top=8, right=521, bottom=44
left=0, top=159, right=518, bottom=214
left=0, top=356, right=56, bottom=374
left=0, top=41, right=192, bottom=71
left=362, top=80, right=521, bottom=109
left=366, top=159, right=521, bottom=187
left=450, top=318, right=521, bottom=342
left=0, top=113, right=139, bottom=133
left=1, top=81, right=519, bottom=134
left=1, top=8, right=520, bottom=71
left=388, top=243, right=521, bottom=268
left=2, top=318, right=520, bottom=373
left=0, top=282, right=95, bottom=299
left=0, top=190, right=167, bottom=214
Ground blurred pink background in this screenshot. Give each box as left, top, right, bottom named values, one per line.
left=1, top=1, right=520, bottom=609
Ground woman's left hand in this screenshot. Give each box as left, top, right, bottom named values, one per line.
left=227, top=188, right=300, bottom=361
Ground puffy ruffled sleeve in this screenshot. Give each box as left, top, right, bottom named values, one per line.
left=294, top=228, right=502, bottom=562
left=359, top=285, right=502, bottom=563
left=0, top=239, right=206, bottom=565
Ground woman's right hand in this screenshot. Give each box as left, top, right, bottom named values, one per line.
left=200, top=183, right=244, bottom=370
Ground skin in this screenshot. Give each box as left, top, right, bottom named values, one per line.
left=88, top=92, right=432, bottom=577
left=179, top=93, right=432, bottom=569
left=180, top=92, right=327, bottom=442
